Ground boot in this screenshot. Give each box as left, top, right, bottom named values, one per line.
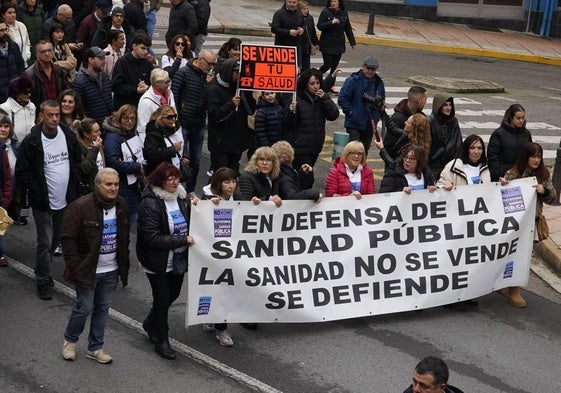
left=497, top=288, right=509, bottom=297
left=507, top=287, right=527, bottom=308
left=155, top=340, right=176, bottom=360
left=142, top=310, right=158, bottom=344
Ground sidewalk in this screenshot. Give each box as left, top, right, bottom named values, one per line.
left=205, top=0, right=561, bottom=66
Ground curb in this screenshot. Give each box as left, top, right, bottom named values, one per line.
left=354, top=35, right=561, bottom=67
left=534, top=239, right=561, bottom=277
left=207, top=25, right=561, bottom=67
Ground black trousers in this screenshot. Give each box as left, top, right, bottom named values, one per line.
left=146, top=271, right=184, bottom=342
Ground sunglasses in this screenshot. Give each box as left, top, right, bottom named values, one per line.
left=175, top=42, right=185, bottom=47
left=164, top=114, right=177, bottom=120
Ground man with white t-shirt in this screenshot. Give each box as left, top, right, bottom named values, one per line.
left=60, top=168, right=130, bottom=364
left=15, top=100, right=81, bottom=300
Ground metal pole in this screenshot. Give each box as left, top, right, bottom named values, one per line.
left=526, top=0, right=533, bottom=32
left=366, top=4, right=375, bottom=35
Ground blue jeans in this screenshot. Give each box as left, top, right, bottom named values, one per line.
left=64, top=270, right=119, bottom=351
left=33, top=208, right=65, bottom=285
left=181, top=127, right=204, bottom=193
left=145, top=9, right=157, bottom=38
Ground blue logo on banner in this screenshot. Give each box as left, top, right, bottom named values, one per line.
left=501, top=186, right=525, bottom=214
left=503, top=261, right=514, bottom=278
left=197, top=296, right=212, bottom=315
left=214, top=208, right=233, bottom=238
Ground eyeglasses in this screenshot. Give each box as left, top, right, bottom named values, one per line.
left=257, top=157, right=272, bottom=163
left=349, top=152, right=364, bottom=157
left=199, top=56, right=216, bottom=67
left=38, top=48, right=53, bottom=54
left=163, top=114, right=177, bottom=120
left=175, top=42, right=185, bottom=47
left=403, top=155, right=417, bottom=162
left=166, top=176, right=179, bottom=183
left=122, top=116, right=136, bottom=122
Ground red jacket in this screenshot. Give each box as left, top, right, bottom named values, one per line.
left=325, top=157, right=375, bottom=197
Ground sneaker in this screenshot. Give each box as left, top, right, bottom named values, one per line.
left=86, top=348, right=113, bottom=364
left=53, top=245, right=63, bottom=257
left=37, top=284, right=52, bottom=300
left=216, top=329, right=234, bottom=347
left=206, top=169, right=214, bottom=177
left=202, top=323, right=216, bottom=332
left=62, top=340, right=76, bottom=361
left=0, top=257, right=7, bottom=267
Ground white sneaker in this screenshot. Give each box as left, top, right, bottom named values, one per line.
left=86, top=348, right=113, bottom=364
left=216, top=329, right=234, bottom=347
left=54, top=245, right=63, bottom=256
left=202, top=323, right=216, bottom=332
left=62, top=340, right=76, bottom=360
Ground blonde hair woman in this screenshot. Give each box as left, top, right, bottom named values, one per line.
left=239, top=146, right=282, bottom=207
left=325, top=140, right=374, bottom=198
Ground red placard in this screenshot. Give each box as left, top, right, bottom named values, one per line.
left=238, top=44, right=297, bottom=93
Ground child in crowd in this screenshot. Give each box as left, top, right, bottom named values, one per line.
left=255, top=91, right=285, bottom=148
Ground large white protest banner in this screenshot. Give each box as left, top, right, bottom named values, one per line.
left=186, top=178, right=537, bottom=326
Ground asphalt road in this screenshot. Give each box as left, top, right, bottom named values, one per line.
left=2, top=32, right=561, bottom=393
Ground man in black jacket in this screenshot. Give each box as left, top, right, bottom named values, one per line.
left=111, top=32, right=153, bottom=110
left=188, top=0, right=210, bottom=56
left=73, top=46, right=112, bottom=125
left=271, top=0, right=304, bottom=67
left=165, top=0, right=197, bottom=46
left=15, top=100, right=81, bottom=300
left=124, top=0, right=148, bottom=33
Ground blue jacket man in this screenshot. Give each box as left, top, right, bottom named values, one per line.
left=338, top=56, right=385, bottom=153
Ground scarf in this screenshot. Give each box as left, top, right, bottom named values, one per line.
left=94, top=187, right=117, bottom=210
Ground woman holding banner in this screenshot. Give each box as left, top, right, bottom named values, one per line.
left=437, top=134, right=490, bottom=189
left=499, top=142, right=557, bottom=308
left=325, top=141, right=374, bottom=198
left=379, top=145, right=436, bottom=194
left=284, top=68, right=339, bottom=189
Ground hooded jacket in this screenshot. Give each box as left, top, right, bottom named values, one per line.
left=390, top=98, right=425, bottom=130
left=428, top=94, right=462, bottom=177
left=207, top=58, right=256, bottom=154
